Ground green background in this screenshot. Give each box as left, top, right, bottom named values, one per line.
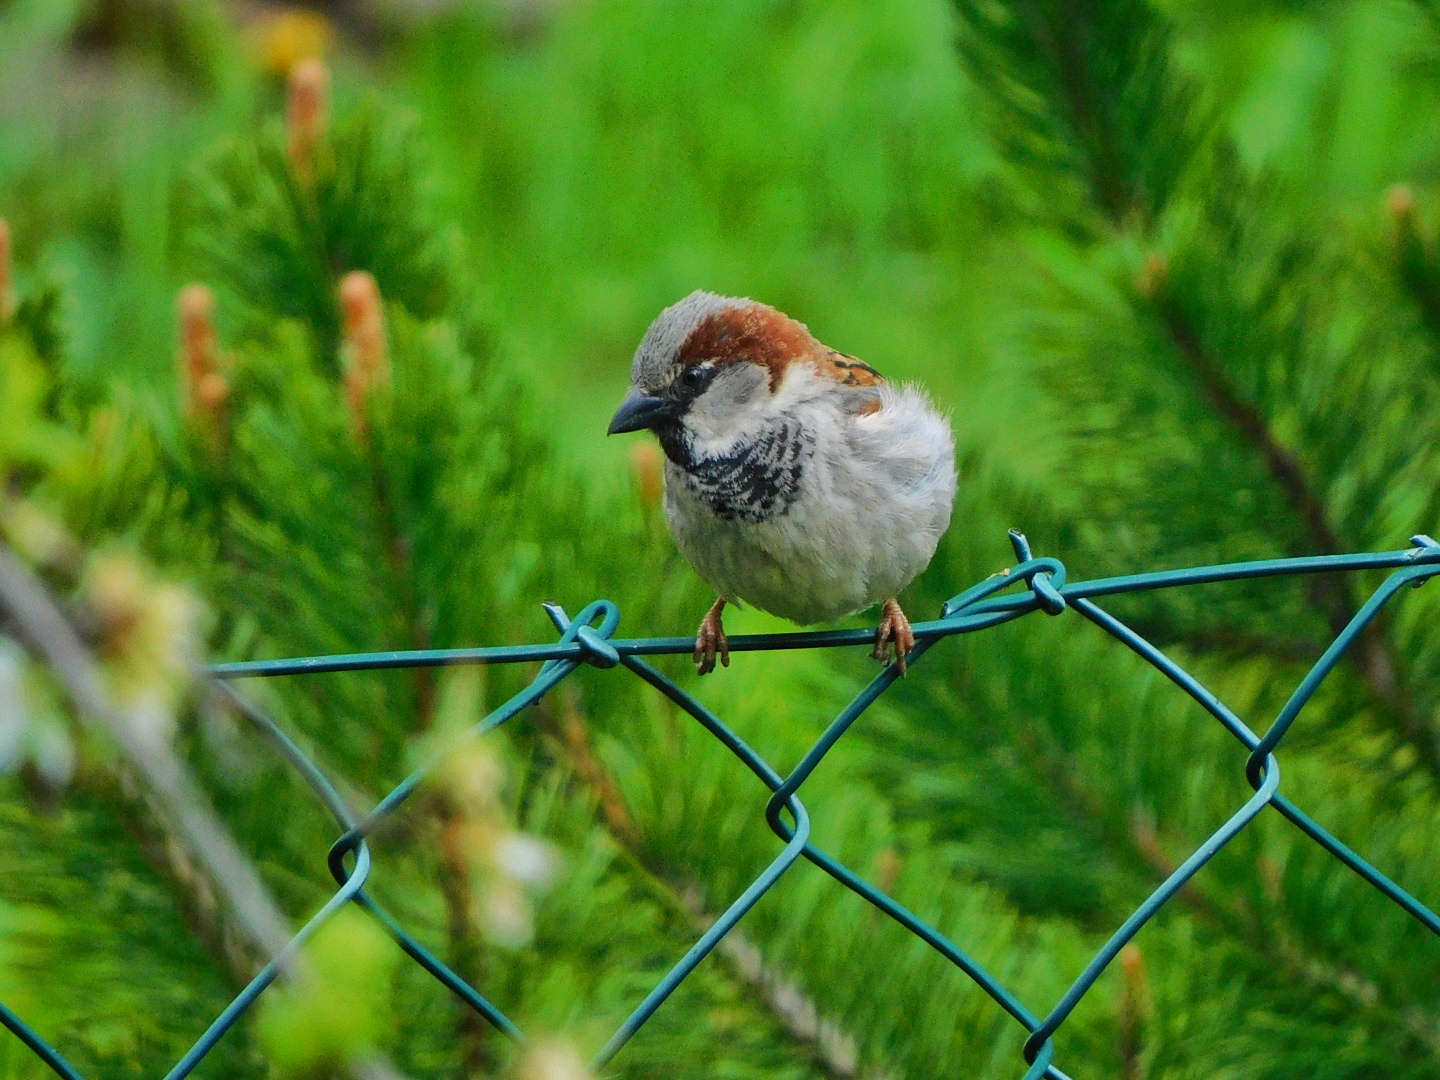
left=3, top=1, right=1440, bottom=1077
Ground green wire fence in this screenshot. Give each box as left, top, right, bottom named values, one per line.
left=6, top=529, right=1440, bottom=1080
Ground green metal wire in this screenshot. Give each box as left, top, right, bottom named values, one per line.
left=6, top=530, right=1440, bottom=1080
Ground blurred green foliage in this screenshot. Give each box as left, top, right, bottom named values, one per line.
left=3, top=1, right=1440, bottom=1078
left=256, top=907, right=401, bottom=1073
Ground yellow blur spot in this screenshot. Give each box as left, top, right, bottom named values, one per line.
left=246, top=8, right=333, bottom=77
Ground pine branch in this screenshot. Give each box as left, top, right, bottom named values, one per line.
left=1127, top=811, right=1440, bottom=1057
left=532, top=688, right=886, bottom=1080
left=1151, top=291, right=1440, bottom=781
left=341, top=284, right=483, bottom=1075
left=1156, top=299, right=1340, bottom=557
left=868, top=557, right=1440, bottom=1068
left=956, top=0, right=1194, bottom=230
left=368, top=447, right=438, bottom=725
left=363, top=456, right=490, bottom=1079
left=1015, top=0, right=1133, bottom=226
left=958, top=0, right=1440, bottom=782
left=1117, top=619, right=1320, bottom=667
left=1386, top=188, right=1440, bottom=354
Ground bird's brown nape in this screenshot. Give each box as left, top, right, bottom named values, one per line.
left=677, top=302, right=887, bottom=399
left=678, top=304, right=815, bottom=391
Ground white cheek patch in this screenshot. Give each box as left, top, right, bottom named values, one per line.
left=683, top=366, right=777, bottom=455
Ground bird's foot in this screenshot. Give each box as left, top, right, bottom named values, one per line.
left=694, top=598, right=730, bottom=676
left=873, top=597, right=914, bottom=675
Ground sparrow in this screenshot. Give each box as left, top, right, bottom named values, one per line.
left=608, top=291, right=956, bottom=675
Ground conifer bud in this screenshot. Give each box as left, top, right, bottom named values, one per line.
left=1117, top=944, right=1152, bottom=1071
left=0, top=217, right=15, bottom=326
left=177, top=284, right=230, bottom=428
left=628, top=441, right=663, bottom=510
left=511, top=1037, right=593, bottom=1080
left=338, top=271, right=390, bottom=441
left=2, top=499, right=82, bottom=573
left=1385, top=185, right=1436, bottom=293
left=84, top=550, right=204, bottom=742
left=1133, top=250, right=1170, bottom=301
left=0, top=638, right=76, bottom=796
left=872, top=846, right=901, bottom=895
left=1386, top=184, right=1417, bottom=227
left=286, top=57, right=330, bottom=183
left=1385, top=185, right=1429, bottom=259
left=1257, top=853, right=1283, bottom=904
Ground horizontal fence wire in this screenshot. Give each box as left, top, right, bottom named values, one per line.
left=7, top=530, right=1440, bottom=1079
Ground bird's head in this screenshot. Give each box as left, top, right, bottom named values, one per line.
left=607, top=291, right=820, bottom=462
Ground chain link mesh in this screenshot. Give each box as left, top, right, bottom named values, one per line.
left=6, top=530, right=1440, bottom=1080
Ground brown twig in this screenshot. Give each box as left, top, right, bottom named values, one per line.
left=0, top=541, right=292, bottom=969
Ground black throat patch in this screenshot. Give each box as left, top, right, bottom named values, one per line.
left=660, top=416, right=814, bottom=524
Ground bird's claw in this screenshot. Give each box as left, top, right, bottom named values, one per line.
left=873, top=598, right=913, bottom=675
left=695, top=599, right=729, bottom=676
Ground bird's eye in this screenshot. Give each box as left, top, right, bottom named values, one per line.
left=678, top=364, right=710, bottom=392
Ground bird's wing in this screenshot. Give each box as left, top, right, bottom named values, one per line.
left=813, top=349, right=885, bottom=387
left=813, top=349, right=886, bottom=416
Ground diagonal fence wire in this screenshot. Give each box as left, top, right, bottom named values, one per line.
left=6, top=529, right=1440, bottom=1079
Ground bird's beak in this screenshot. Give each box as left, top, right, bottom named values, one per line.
left=607, top=389, right=675, bottom=435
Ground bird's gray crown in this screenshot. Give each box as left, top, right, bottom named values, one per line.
left=630, top=290, right=750, bottom=390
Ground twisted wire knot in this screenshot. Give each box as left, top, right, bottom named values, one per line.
left=1007, top=530, right=1067, bottom=615
left=542, top=599, right=621, bottom=668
